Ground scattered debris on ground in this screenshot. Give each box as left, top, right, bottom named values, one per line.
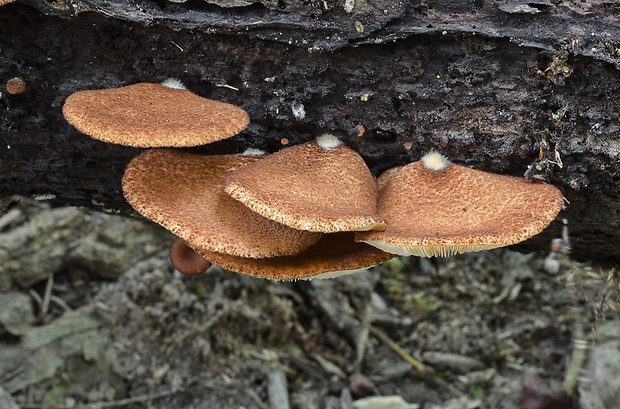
left=0, top=197, right=618, bottom=408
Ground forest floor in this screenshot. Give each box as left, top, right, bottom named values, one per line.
left=0, top=196, right=619, bottom=409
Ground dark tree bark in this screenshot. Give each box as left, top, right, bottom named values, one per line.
left=1, top=0, right=619, bottom=263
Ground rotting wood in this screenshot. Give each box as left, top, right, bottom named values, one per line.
left=1, top=1, right=619, bottom=263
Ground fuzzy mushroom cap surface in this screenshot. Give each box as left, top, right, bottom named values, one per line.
left=6, top=78, right=27, bottom=95
left=376, top=166, right=403, bottom=188
left=63, top=83, right=249, bottom=147
left=170, top=237, right=212, bottom=275
left=198, top=232, right=396, bottom=280
left=356, top=159, right=564, bottom=257
left=222, top=139, right=386, bottom=233
left=122, top=149, right=322, bottom=258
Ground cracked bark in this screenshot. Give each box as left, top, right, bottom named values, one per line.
left=1, top=0, right=619, bottom=263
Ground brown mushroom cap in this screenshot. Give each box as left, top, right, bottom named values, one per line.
left=6, top=78, right=27, bottom=95
left=170, top=237, right=212, bottom=275
left=376, top=166, right=403, bottom=188
left=62, top=82, right=249, bottom=147
left=198, top=232, right=396, bottom=280
left=222, top=137, right=386, bottom=233
left=122, top=149, right=323, bottom=258
left=356, top=156, right=564, bottom=257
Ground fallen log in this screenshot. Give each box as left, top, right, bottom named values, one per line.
left=1, top=0, right=619, bottom=262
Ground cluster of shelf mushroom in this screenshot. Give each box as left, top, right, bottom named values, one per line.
left=63, top=81, right=565, bottom=280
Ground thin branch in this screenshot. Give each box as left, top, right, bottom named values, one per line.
left=369, top=326, right=463, bottom=398
left=18, top=389, right=174, bottom=409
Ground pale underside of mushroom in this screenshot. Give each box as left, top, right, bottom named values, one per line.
left=356, top=159, right=564, bottom=257
left=222, top=139, right=386, bottom=233
left=122, top=149, right=323, bottom=259
left=359, top=237, right=523, bottom=258
left=63, top=82, right=249, bottom=147
left=197, top=232, right=396, bottom=280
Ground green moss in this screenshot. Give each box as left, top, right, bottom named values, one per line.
left=380, top=273, right=442, bottom=317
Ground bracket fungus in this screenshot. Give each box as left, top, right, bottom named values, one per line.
left=356, top=152, right=564, bottom=257
left=63, top=82, right=249, bottom=147
left=197, top=232, right=396, bottom=280
left=63, top=78, right=563, bottom=277
left=223, top=135, right=387, bottom=233
left=170, top=237, right=212, bottom=275
left=122, top=149, right=323, bottom=258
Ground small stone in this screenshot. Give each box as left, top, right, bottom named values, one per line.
left=352, top=395, right=419, bottom=409
left=522, top=373, right=570, bottom=409
left=422, top=352, right=486, bottom=373
left=0, top=387, right=20, bottom=409
left=349, top=373, right=373, bottom=398
left=0, top=292, right=35, bottom=336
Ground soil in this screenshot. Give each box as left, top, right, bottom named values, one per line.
left=0, top=197, right=619, bottom=409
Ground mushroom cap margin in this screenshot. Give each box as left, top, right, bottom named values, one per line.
left=356, top=160, right=564, bottom=257
left=222, top=140, right=387, bottom=233
left=122, top=149, right=323, bottom=259
left=198, top=232, right=396, bottom=280
left=63, top=82, right=249, bottom=147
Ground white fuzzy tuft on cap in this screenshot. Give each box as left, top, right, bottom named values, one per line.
left=161, top=78, right=187, bottom=90
left=240, top=148, right=266, bottom=156
left=421, top=151, right=450, bottom=172
left=316, top=134, right=343, bottom=150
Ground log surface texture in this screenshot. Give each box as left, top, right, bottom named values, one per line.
left=1, top=0, right=619, bottom=263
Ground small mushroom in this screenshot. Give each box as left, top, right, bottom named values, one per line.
left=62, top=81, right=249, bottom=147
left=122, top=149, right=323, bottom=258
left=197, top=232, right=396, bottom=280
left=6, top=78, right=27, bottom=95
left=223, top=134, right=387, bottom=233
left=170, top=237, right=212, bottom=275
left=356, top=152, right=564, bottom=257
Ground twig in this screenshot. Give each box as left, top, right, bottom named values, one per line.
left=170, top=40, right=183, bottom=52
left=215, top=83, right=240, bottom=91
left=241, top=387, right=271, bottom=409
left=369, top=326, right=425, bottom=374
left=29, top=289, right=42, bottom=310
left=18, top=389, right=174, bottom=409
left=369, top=327, right=463, bottom=397
left=354, top=304, right=372, bottom=374
left=41, top=273, right=54, bottom=315
left=268, top=365, right=290, bottom=409
left=313, top=353, right=347, bottom=379
left=564, top=306, right=588, bottom=396
left=49, top=295, right=72, bottom=313
left=19, top=378, right=270, bottom=409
